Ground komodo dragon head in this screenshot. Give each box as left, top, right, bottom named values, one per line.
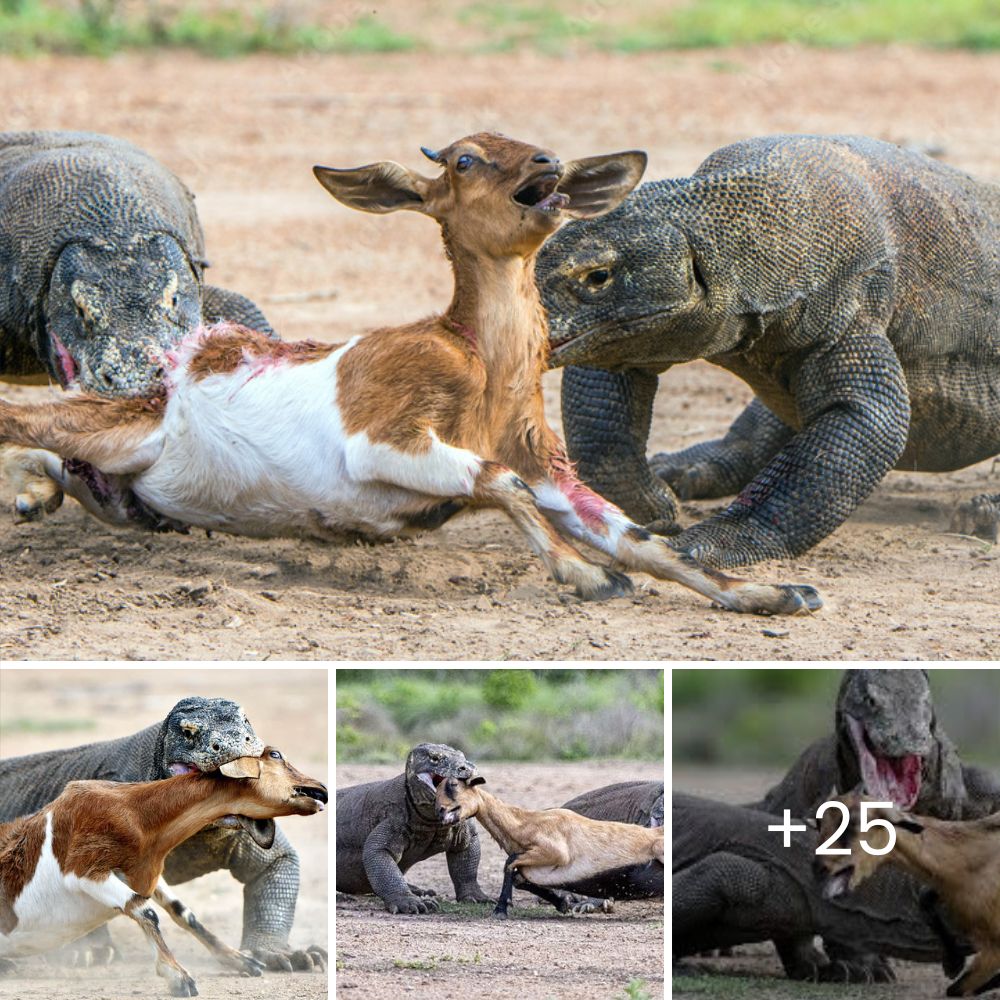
left=835, top=670, right=934, bottom=811
left=537, top=187, right=719, bottom=372
left=45, top=232, right=201, bottom=397
left=152, top=696, right=274, bottom=848
left=404, top=743, right=477, bottom=816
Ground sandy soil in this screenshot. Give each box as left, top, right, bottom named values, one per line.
left=0, top=46, right=998, bottom=660
left=335, top=758, right=664, bottom=999
left=672, top=766, right=967, bottom=1000
left=0, top=667, right=328, bottom=1000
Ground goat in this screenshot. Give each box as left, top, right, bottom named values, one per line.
left=815, top=791, right=1000, bottom=997
left=0, top=132, right=821, bottom=615
left=0, top=747, right=327, bottom=997
left=434, top=774, right=664, bottom=918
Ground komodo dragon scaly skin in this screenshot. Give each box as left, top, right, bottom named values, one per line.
left=538, top=134, right=1000, bottom=564
left=673, top=793, right=948, bottom=982
left=760, top=669, right=1000, bottom=821
left=0, top=130, right=273, bottom=520
left=0, top=697, right=326, bottom=973
left=336, top=743, right=491, bottom=914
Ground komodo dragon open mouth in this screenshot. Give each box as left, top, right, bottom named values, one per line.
left=416, top=771, right=447, bottom=791
left=845, top=714, right=922, bottom=809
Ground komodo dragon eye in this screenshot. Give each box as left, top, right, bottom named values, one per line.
left=582, top=268, right=612, bottom=291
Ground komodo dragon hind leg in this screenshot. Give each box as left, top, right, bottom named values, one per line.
left=950, top=493, right=1000, bottom=543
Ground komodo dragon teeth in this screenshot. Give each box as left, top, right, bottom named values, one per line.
left=538, top=134, right=1000, bottom=566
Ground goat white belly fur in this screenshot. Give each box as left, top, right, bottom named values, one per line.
left=104, top=331, right=478, bottom=540
left=0, top=814, right=115, bottom=957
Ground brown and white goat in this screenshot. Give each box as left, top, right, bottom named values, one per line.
left=0, top=747, right=327, bottom=997
left=0, top=132, right=820, bottom=614
left=816, top=791, right=1000, bottom=997
left=435, top=774, right=664, bottom=918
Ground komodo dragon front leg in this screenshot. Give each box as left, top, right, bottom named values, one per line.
left=560, top=366, right=680, bottom=530
left=678, top=325, right=911, bottom=568
left=649, top=396, right=796, bottom=503
left=163, top=825, right=325, bottom=972
left=361, top=821, right=441, bottom=915
left=673, top=853, right=891, bottom=983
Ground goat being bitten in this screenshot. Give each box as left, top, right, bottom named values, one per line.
left=816, top=791, right=1000, bottom=997
left=435, top=775, right=664, bottom=918
left=0, top=133, right=821, bottom=614
left=0, top=748, right=327, bottom=997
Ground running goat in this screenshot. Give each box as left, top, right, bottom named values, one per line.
left=0, top=747, right=327, bottom=997
left=435, top=774, right=663, bottom=918
left=0, top=133, right=820, bottom=614
left=816, top=791, right=1000, bottom=997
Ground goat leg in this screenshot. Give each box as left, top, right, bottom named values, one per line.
left=493, top=852, right=521, bottom=919
left=153, top=879, right=264, bottom=978
left=921, top=889, right=974, bottom=980
left=535, top=456, right=822, bottom=615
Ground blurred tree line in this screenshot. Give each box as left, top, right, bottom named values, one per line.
left=336, top=668, right=663, bottom=763
left=674, top=669, right=1000, bottom=767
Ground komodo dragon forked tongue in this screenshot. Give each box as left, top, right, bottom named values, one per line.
left=846, top=715, right=922, bottom=809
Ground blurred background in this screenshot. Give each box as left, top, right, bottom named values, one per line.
left=674, top=667, right=1000, bottom=775
left=336, top=667, right=664, bottom=762
left=1, top=1, right=997, bottom=57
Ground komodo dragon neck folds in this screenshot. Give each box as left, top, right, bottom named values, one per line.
left=673, top=794, right=947, bottom=982
left=538, top=134, right=1000, bottom=564
left=335, top=743, right=491, bottom=914
left=0, top=697, right=326, bottom=972
left=0, top=130, right=273, bottom=521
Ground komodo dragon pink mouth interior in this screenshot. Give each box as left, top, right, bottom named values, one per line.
left=417, top=772, right=447, bottom=791
left=846, top=715, right=922, bottom=809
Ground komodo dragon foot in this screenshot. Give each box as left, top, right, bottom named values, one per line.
left=950, top=493, right=1000, bottom=543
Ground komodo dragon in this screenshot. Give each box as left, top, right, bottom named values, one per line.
left=537, top=134, right=1000, bottom=565
left=761, top=669, right=1000, bottom=821
left=673, top=793, right=949, bottom=982
left=336, top=743, right=491, bottom=914
left=0, top=697, right=325, bottom=972
left=0, top=130, right=272, bottom=521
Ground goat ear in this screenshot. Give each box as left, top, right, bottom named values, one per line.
left=313, top=162, right=432, bottom=215
left=558, top=151, right=647, bottom=219
left=469, top=775, right=486, bottom=787
left=220, top=757, right=262, bottom=779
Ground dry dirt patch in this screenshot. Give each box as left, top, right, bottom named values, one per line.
left=1, top=48, right=998, bottom=659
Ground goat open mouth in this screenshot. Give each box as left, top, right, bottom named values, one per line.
left=294, top=785, right=329, bottom=806
left=513, top=171, right=569, bottom=213
left=846, top=715, right=923, bottom=809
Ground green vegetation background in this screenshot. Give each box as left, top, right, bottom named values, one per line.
left=2, top=0, right=998, bottom=57
left=337, top=668, right=664, bottom=763
left=674, top=668, right=1000, bottom=768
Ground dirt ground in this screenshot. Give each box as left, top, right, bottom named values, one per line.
left=335, top=758, right=664, bottom=999
left=0, top=667, right=328, bottom=1000
left=673, top=766, right=964, bottom=1000
left=0, top=45, right=998, bottom=660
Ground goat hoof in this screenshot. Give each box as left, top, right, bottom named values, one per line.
left=491, top=908, right=509, bottom=920
left=579, top=568, right=634, bottom=601
left=169, top=975, right=198, bottom=997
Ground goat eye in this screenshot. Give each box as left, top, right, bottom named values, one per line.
left=269, top=750, right=282, bottom=759
left=455, top=155, right=474, bottom=173
left=584, top=268, right=611, bottom=289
